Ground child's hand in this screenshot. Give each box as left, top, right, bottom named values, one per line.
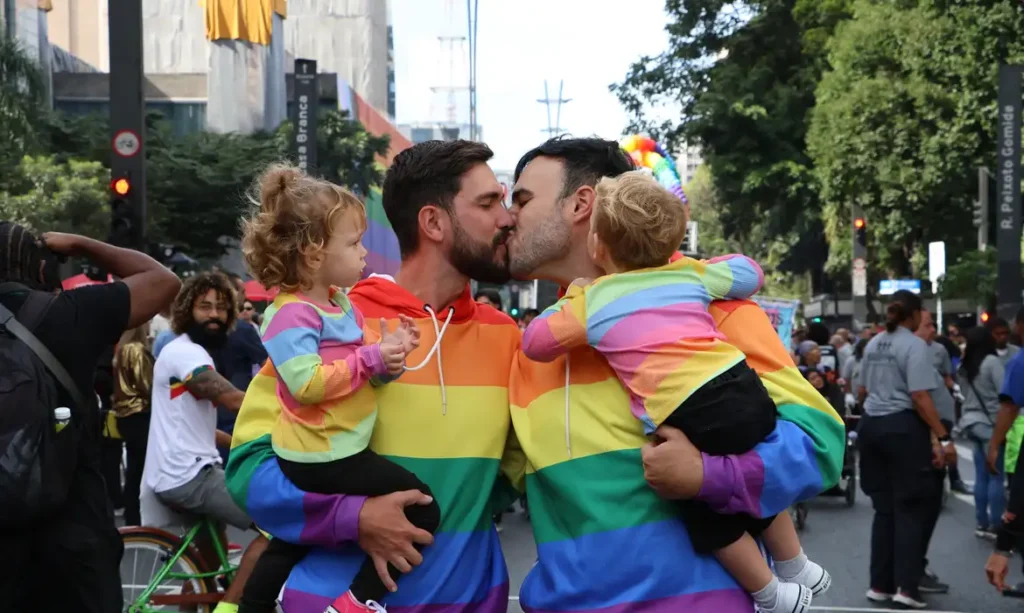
left=397, top=314, right=421, bottom=354
left=379, top=317, right=418, bottom=375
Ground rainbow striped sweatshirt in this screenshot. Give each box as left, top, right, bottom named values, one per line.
left=522, top=254, right=764, bottom=432
left=509, top=292, right=846, bottom=612
left=263, top=289, right=394, bottom=463
left=226, top=276, right=523, bottom=612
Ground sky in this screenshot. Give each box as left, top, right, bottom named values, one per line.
left=390, top=0, right=672, bottom=172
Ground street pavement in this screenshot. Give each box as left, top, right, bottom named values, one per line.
left=213, top=443, right=1009, bottom=612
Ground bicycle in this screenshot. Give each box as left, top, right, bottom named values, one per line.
left=120, top=517, right=239, bottom=612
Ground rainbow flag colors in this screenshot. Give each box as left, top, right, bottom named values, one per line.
left=226, top=277, right=522, bottom=612
left=509, top=298, right=846, bottom=612
left=363, top=187, right=400, bottom=278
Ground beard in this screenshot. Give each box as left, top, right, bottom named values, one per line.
left=186, top=318, right=229, bottom=350
left=449, top=219, right=511, bottom=284
left=507, top=210, right=572, bottom=279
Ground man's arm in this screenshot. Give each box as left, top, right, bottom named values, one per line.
left=184, top=365, right=246, bottom=412
left=42, top=232, right=180, bottom=330
left=263, top=301, right=389, bottom=404
left=697, top=300, right=846, bottom=517
left=521, top=285, right=589, bottom=362
left=700, top=254, right=765, bottom=302
left=993, top=356, right=1024, bottom=451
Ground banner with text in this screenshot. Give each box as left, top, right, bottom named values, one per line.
left=753, top=297, right=801, bottom=351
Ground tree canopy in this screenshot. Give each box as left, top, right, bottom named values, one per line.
left=614, top=0, right=1024, bottom=305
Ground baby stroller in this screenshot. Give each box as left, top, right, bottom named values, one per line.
left=818, top=410, right=860, bottom=507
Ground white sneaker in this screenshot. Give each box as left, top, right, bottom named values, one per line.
left=865, top=588, right=893, bottom=602
left=758, top=582, right=811, bottom=613
left=892, top=592, right=927, bottom=609
left=779, top=560, right=831, bottom=596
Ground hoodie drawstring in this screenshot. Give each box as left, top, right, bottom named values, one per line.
left=403, top=306, right=455, bottom=415
left=564, top=353, right=572, bottom=458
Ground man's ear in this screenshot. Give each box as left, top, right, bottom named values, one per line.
left=569, top=185, right=596, bottom=226
left=418, top=204, right=448, bottom=246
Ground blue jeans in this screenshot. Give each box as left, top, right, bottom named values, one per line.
left=973, top=439, right=1005, bottom=528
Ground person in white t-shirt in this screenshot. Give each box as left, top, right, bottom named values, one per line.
left=144, top=272, right=267, bottom=613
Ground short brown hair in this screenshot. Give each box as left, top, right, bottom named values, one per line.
left=382, top=140, right=493, bottom=257
left=241, top=163, right=366, bottom=292
left=592, top=170, right=688, bottom=270
left=170, top=271, right=238, bottom=334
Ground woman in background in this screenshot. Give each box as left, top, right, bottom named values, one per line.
left=958, top=326, right=1006, bottom=539
left=113, top=322, right=155, bottom=527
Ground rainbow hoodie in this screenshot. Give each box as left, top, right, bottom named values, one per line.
left=509, top=296, right=846, bottom=612
left=226, top=275, right=522, bottom=612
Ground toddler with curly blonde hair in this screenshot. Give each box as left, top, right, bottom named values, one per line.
left=238, top=165, right=439, bottom=613
left=522, top=170, right=829, bottom=613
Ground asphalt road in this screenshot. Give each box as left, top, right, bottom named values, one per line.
left=210, top=443, right=1009, bottom=612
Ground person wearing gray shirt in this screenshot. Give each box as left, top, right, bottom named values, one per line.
left=989, top=317, right=1021, bottom=367
left=958, top=326, right=1007, bottom=538
left=854, top=291, right=955, bottom=609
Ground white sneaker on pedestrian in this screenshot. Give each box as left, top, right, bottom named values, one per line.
left=865, top=588, right=893, bottom=602
left=892, top=591, right=927, bottom=609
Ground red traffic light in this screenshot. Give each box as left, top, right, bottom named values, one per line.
left=981, top=311, right=991, bottom=324
left=111, top=177, right=131, bottom=196
left=853, top=217, right=865, bottom=229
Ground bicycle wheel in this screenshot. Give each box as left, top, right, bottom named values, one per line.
left=121, top=528, right=220, bottom=612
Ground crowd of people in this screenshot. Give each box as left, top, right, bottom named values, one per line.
left=2, top=136, right=888, bottom=613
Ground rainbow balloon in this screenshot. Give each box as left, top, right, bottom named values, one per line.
left=620, top=135, right=688, bottom=204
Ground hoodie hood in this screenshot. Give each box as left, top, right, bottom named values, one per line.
left=348, top=274, right=481, bottom=324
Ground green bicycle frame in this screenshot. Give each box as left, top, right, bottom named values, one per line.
left=128, top=519, right=239, bottom=612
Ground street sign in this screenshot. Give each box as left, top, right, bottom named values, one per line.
left=112, top=129, right=140, bottom=158
left=292, top=59, right=318, bottom=174
left=853, top=268, right=867, bottom=297
left=879, top=279, right=921, bottom=296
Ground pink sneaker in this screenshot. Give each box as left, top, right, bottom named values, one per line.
left=324, top=591, right=386, bottom=613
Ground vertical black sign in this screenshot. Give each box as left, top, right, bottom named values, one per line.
left=293, top=59, right=318, bottom=175
left=108, top=0, right=146, bottom=249
left=997, top=65, right=1022, bottom=319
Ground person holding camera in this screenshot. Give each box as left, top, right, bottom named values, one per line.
left=0, top=223, right=181, bottom=612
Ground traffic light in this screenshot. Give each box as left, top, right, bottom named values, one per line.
left=981, top=310, right=991, bottom=324
left=854, top=216, right=867, bottom=247
left=109, top=171, right=141, bottom=248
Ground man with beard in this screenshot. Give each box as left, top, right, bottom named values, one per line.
left=145, top=271, right=268, bottom=613
left=503, top=137, right=845, bottom=612
left=225, top=141, right=523, bottom=612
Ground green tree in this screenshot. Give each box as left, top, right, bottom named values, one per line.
left=0, top=156, right=109, bottom=239
left=0, top=37, right=49, bottom=188
left=613, top=0, right=851, bottom=290
left=807, top=0, right=1024, bottom=281
left=311, top=110, right=390, bottom=195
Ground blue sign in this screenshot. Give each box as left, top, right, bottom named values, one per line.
left=878, top=279, right=921, bottom=296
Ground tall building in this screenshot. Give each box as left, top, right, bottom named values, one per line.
left=399, top=122, right=482, bottom=144
left=31, top=0, right=405, bottom=154
left=676, top=142, right=703, bottom=185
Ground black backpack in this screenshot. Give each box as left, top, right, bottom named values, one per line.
left=0, top=283, right=88, bottom=524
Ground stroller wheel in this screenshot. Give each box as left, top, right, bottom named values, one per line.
left=845, top=474, right=857, bottom=507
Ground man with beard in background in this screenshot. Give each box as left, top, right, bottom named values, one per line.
left=145, top=271, right=268, bottom=613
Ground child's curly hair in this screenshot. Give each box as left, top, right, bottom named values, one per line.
left=593, top=170, right=689, bottom=271
left=241, top=164, right=366, bottom=292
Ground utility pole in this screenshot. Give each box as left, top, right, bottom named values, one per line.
left=976, top=167, right=991, bottom=325
left=108, top=0, right=146, bottom=250
left=851, top=206, right=868, bottom=330
left=466, top=0, right=479, bottom=141
left=537, top=80, right=571, bottom=138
